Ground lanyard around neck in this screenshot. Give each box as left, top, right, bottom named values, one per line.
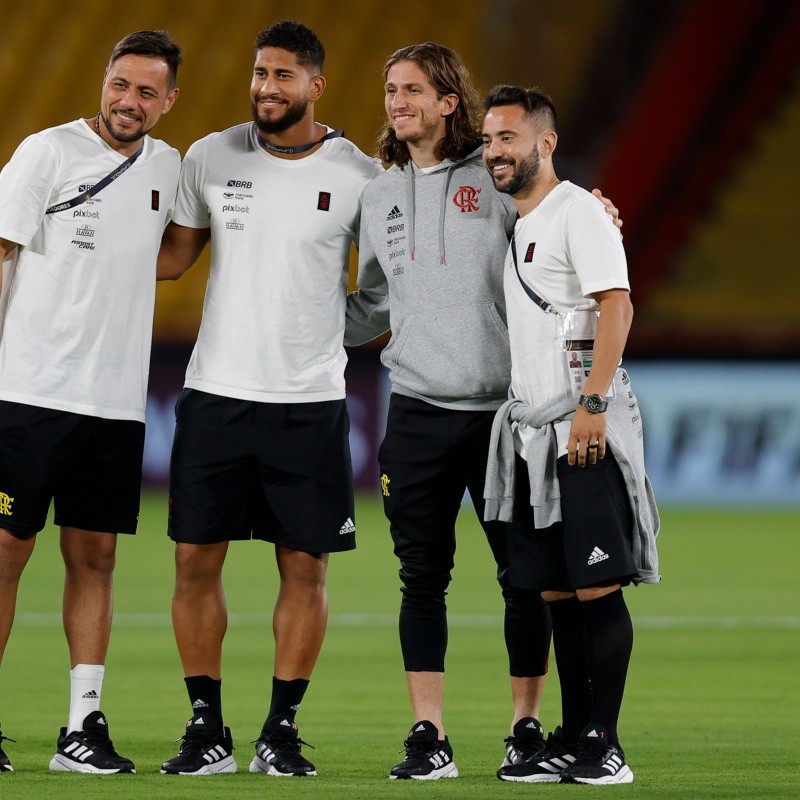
left=46, top=140, right=145, bottom=215
left=255, top=126, right=344, bottom=155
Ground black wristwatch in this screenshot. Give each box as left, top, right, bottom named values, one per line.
left=578, top=394, right=608, bottom=414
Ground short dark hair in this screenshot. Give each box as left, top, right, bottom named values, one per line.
left=378, top=43, right=481, bottom=168
left=109, top=30, right=182, bottom=88
left=483, top=85, right=558, bottom=133
left=254, top=20, right=325, bottom=73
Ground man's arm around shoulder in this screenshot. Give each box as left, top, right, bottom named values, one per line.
left=0, top=237, right=21, bottom=294
left=157, top=222, right=210, bottom=281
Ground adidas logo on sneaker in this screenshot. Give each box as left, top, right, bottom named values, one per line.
left=249, top=716, right=315, bottom=776
left=49, top=711, right=134, bottom=774
left=391, top=721, right=458, bottom=780
left=386, top=205, right=403, bottom=220
left=161, top=713, right=237, bottom=775
left=339, top=517, right=355, bottom=535
left=81, top=690, right=99, bottom=700
left=588, top=546, right=610, bottom=565
left=559, top=724, right=631, bottom=785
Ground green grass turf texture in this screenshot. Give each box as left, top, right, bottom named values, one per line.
left=1, top=493, right=798, bottom=799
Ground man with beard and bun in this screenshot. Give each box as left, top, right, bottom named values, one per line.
left=482, top=85, right=659, bottom=785
left=0, top=30, right=181, bottom=773
left=344, top=44, right=622, bottom=779
left=157, top=20, right=381, bottom=777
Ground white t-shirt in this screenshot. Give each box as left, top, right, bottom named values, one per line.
left=175, top=123, right=382, bottom=403
left=0, top=120, right=180, bottom=421
left=505, top=181, right=630, bottom=456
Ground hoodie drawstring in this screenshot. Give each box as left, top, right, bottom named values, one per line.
left=404, top=160, right=457, bottom=266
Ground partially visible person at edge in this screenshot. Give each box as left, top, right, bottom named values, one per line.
left=0, top=30, right=182, bottom=774
left=156, top=20, right=382, bottom=777
left=344, top=43, right=623, bottom=780
left=481, top=84, right=660, bottom=785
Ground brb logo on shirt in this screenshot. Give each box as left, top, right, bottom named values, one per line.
left=452, top=186, right=481, bottom=212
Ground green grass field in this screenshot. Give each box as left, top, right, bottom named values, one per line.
left=1, top=494, right=798, bottom=799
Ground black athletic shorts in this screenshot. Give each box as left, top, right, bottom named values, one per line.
left=0, top=400, right=145, bottom=535
left=378, top=393, right=510, bottom=584
left=167, top=389, right=356, bottom=553
left=507, top=449, right=638, bottom=591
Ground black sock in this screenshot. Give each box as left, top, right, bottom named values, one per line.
left=549, top=596, right=591, bottom=740
left=581, top=589, right=633, bottom=747
left=184, top=675, right=223, bottom=727
left=504, top=586, right=552, bottom=676
left=267, top=677, right=309, bottom=725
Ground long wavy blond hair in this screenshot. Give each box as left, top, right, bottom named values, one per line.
left=377, top=43, right=482, bottom=168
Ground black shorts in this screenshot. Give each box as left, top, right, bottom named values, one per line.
left=507, top=449, right=637, bottom=591
left=378, top=393, right=509, bottom=584
left=0, top=400, right=144, bottom=535
left=167, top=389, right=356, bottom=553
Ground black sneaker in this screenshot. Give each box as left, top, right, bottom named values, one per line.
left=249, top=716, right=316, bottom=776
left=497, top=725, right=578, bottom=782
left=0, top=724, right=15, bottom=772
left=389, top=720, right=459, bottom=780
left=559, top=724, right=633, bottom=785
left=161, top=713, right=237, bottom=775
left=48, top=710, right=135, bottom=773
left=500, top=716, right=546, bottom=768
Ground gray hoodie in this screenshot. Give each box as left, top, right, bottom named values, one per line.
left=345, top=147, right=517, bottom=411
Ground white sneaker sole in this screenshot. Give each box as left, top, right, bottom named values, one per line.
left=566, top=765, right=634, bottom=785
left=390, top=762, right=459, bottom=780
left=49, top=754, right=135, bottom=774
left=498, top=771, right=561, bottom=782
left=160, top=755, right=237, bottom=775
left=249, top=756, right=317, bottom=776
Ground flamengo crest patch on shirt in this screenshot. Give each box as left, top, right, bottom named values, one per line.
left=525, top=243, right=536, bottom=262
left=317, top=191, right=331, bottom=211
left=451, top=185, right=481, bottom=212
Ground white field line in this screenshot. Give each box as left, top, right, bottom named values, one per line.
left=14, top=613, right=800, bottom=630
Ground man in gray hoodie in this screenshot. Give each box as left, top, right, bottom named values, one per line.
left=345, top=43, right=620, bottom=779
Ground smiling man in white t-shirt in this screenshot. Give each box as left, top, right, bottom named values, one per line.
left=0, top=31, right=181, bottom=774
left=482, top=84, right=659, bottom=786
left=157, top=20, right=381, bottom=778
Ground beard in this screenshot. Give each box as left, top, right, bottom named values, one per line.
left=250, top=96, right=309, bottom=135
left=100, top=111, right=147, bottom=144
left=393, top=114, right=440, bottom=149
left=490, top=144, right=541, bottom=196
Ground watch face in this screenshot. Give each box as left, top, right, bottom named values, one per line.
left=582, top=394, right=606, bottom=413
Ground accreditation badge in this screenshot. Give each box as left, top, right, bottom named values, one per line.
left=558, top=309, right=615, bottom=400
